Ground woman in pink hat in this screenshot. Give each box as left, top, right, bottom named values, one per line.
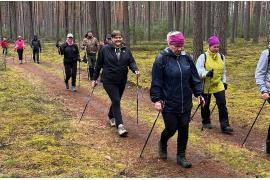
left=196, top=35, right=233, bottom=134
left=150, top=31, right=205, bottom=168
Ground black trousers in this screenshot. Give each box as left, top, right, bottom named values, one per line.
left=32, top=49, right=40, bottom=63
left=103, top=83, right=126, bottom=128
left=17, top=49, right=23, bottom=60
left=201, top=90, right=230, bottom=129
left=87, top=53, right=96, bottom=80
left=64, top=62, right=77, bottom=86
left=3, top=48, right=7, bottom=55
left=160, top=110, right=191, bottom=155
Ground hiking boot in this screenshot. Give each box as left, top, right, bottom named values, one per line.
left=177, top=153, right=192, bottom=168
left=108, top=118, right=116, bottom=127
left=202, top=123, right=213, bottom=129
left=158, top=141, right=167, bottom=160
left=71, top=86, right=76, bottom=92
left=118, top=124, right=128, bottom=137
left=266, top=140, right=270, bottom=154
left=65, top=82, right=69, bottom=90
left=19, top=60, right=22, bottom=64
left=221, top=126, right=233, bottom=134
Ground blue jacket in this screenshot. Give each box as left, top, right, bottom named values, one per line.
left=150, top=48, right=203, bottom=113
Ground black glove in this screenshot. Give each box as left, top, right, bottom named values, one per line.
left=206, top=69, right=214, bottom=77
left=223, top=83, right=228, bottom=90
left=56, top=43, right=60, bottom=48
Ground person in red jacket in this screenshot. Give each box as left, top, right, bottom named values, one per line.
left=1, top=38, right=8, bottom=56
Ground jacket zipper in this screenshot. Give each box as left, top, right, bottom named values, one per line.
left=176, top=57, right=183, bottom=113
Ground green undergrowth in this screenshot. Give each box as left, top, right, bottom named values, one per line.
left=0, top=68, right=125, bottom=177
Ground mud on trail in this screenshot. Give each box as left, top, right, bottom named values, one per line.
left=6, top=58, right=269, bottom=177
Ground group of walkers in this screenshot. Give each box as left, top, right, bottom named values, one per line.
left=0, top=35, right=42, bottom=64
left=55, top=30, right=269, bottom=169
left=3, top=29, right=269, bottom=169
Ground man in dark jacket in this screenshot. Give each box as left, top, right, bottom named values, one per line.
left=92, top=30, right=140, bottom=137
left=58, top=33, right=80, bottom=92
left=150, top=31, right=204, bottom=168
left=30, top=35, right=42, bottom=64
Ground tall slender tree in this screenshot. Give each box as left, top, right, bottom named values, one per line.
left=193, top=1, right=203, bottom=60
left=168, top=1, right=174, bottom=31
left=243, top=1, right=250, bottom=41
left=231, top=1, right=239, bottom=43
left=123, top=1, right=130, bottom=47
left=214, top=2, right=229, bottom=55
left=89, top=1, right=99, bottom=40
left=28, top=1, right=34, bottom=40
left=252, top=1, right=261, bottom=44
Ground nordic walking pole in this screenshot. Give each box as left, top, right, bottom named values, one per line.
left=191, top=79, right=211, bottom=121
left=139, top=111, right=161, bottom=158
left=210, top=103, right=216, bottom=115
left=62, top=66, right=66, bottom=81
left=241, top=99, right=267, bottom=147
left=78, top=87, right=95, bottom=123
left=79, top=60, right=81, bottom=87
left=136, top=75, right=139, bottom=124
left=4, top=54, right=6, bottom=71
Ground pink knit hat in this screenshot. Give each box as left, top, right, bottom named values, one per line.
left=167, top=31, right=185, bottom=47
left=208, top=36, right=220, bottom=47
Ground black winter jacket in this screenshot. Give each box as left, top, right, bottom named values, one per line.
left=93, top=44, right=139, bottom=84
left=150, top=48, right=203, bottom=113
left=59, top=43, right=80, bottom=63
left=30, top=39, right=41, bottom=51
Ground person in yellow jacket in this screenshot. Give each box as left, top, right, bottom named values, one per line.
left=196, top=36, right=233, bottom=134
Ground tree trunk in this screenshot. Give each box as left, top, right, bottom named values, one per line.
left=205, top=1, right=211, bottom=40
left=252, top=1, right=261, bottom=44
left=89, top=1, right=99, bottom=40
left=123, top=1, right=130, bottom=47
left=64, top=1, right=68, bottom=35
left=73, top=2, right=76, bottom=39
left=175, top=1, right=180, bottom=30
left=132, top=2, right=136, bottom=45
left=193, top=1, right=203, bottom=60
left=243, top=1, right=250, bottom=41
left=231, top=1, right=239, bottom=43
left=214, top=2, right=228, bottom=55
left=267, top=2, right=270, bottom=43
left=182, top=1, right=186, bottom=34
left=168, top=1, right=173, bottom=31
left=104, top=1, right=111, bottom=34
left=0, top=3, right=3, bottom=40
left=147, top=1, right=151, bottom=41
left=28, top=1, right=34, bottom=40
left=56, top=1, right=60, bottom=42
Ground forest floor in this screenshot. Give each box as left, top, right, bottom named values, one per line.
left=0, top=41, right=269, bottom=177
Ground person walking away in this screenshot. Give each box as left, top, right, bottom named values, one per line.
left=255, top=43, right=270, bottom=154
left=14, top=36, right=25, bottom=64
left=150, top=31, right=204, bottom=168
left=81, top=31, right=99, bottom=80
left=58, top=33, right=80, bottom=92
left=91, top=30, right=140, bottom=137
left=1, top=38, right=8, bottom=56
left=30, top=35, right=42, bottom=64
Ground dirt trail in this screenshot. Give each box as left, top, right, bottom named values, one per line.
left=6, top=59, right=249, bottom=177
